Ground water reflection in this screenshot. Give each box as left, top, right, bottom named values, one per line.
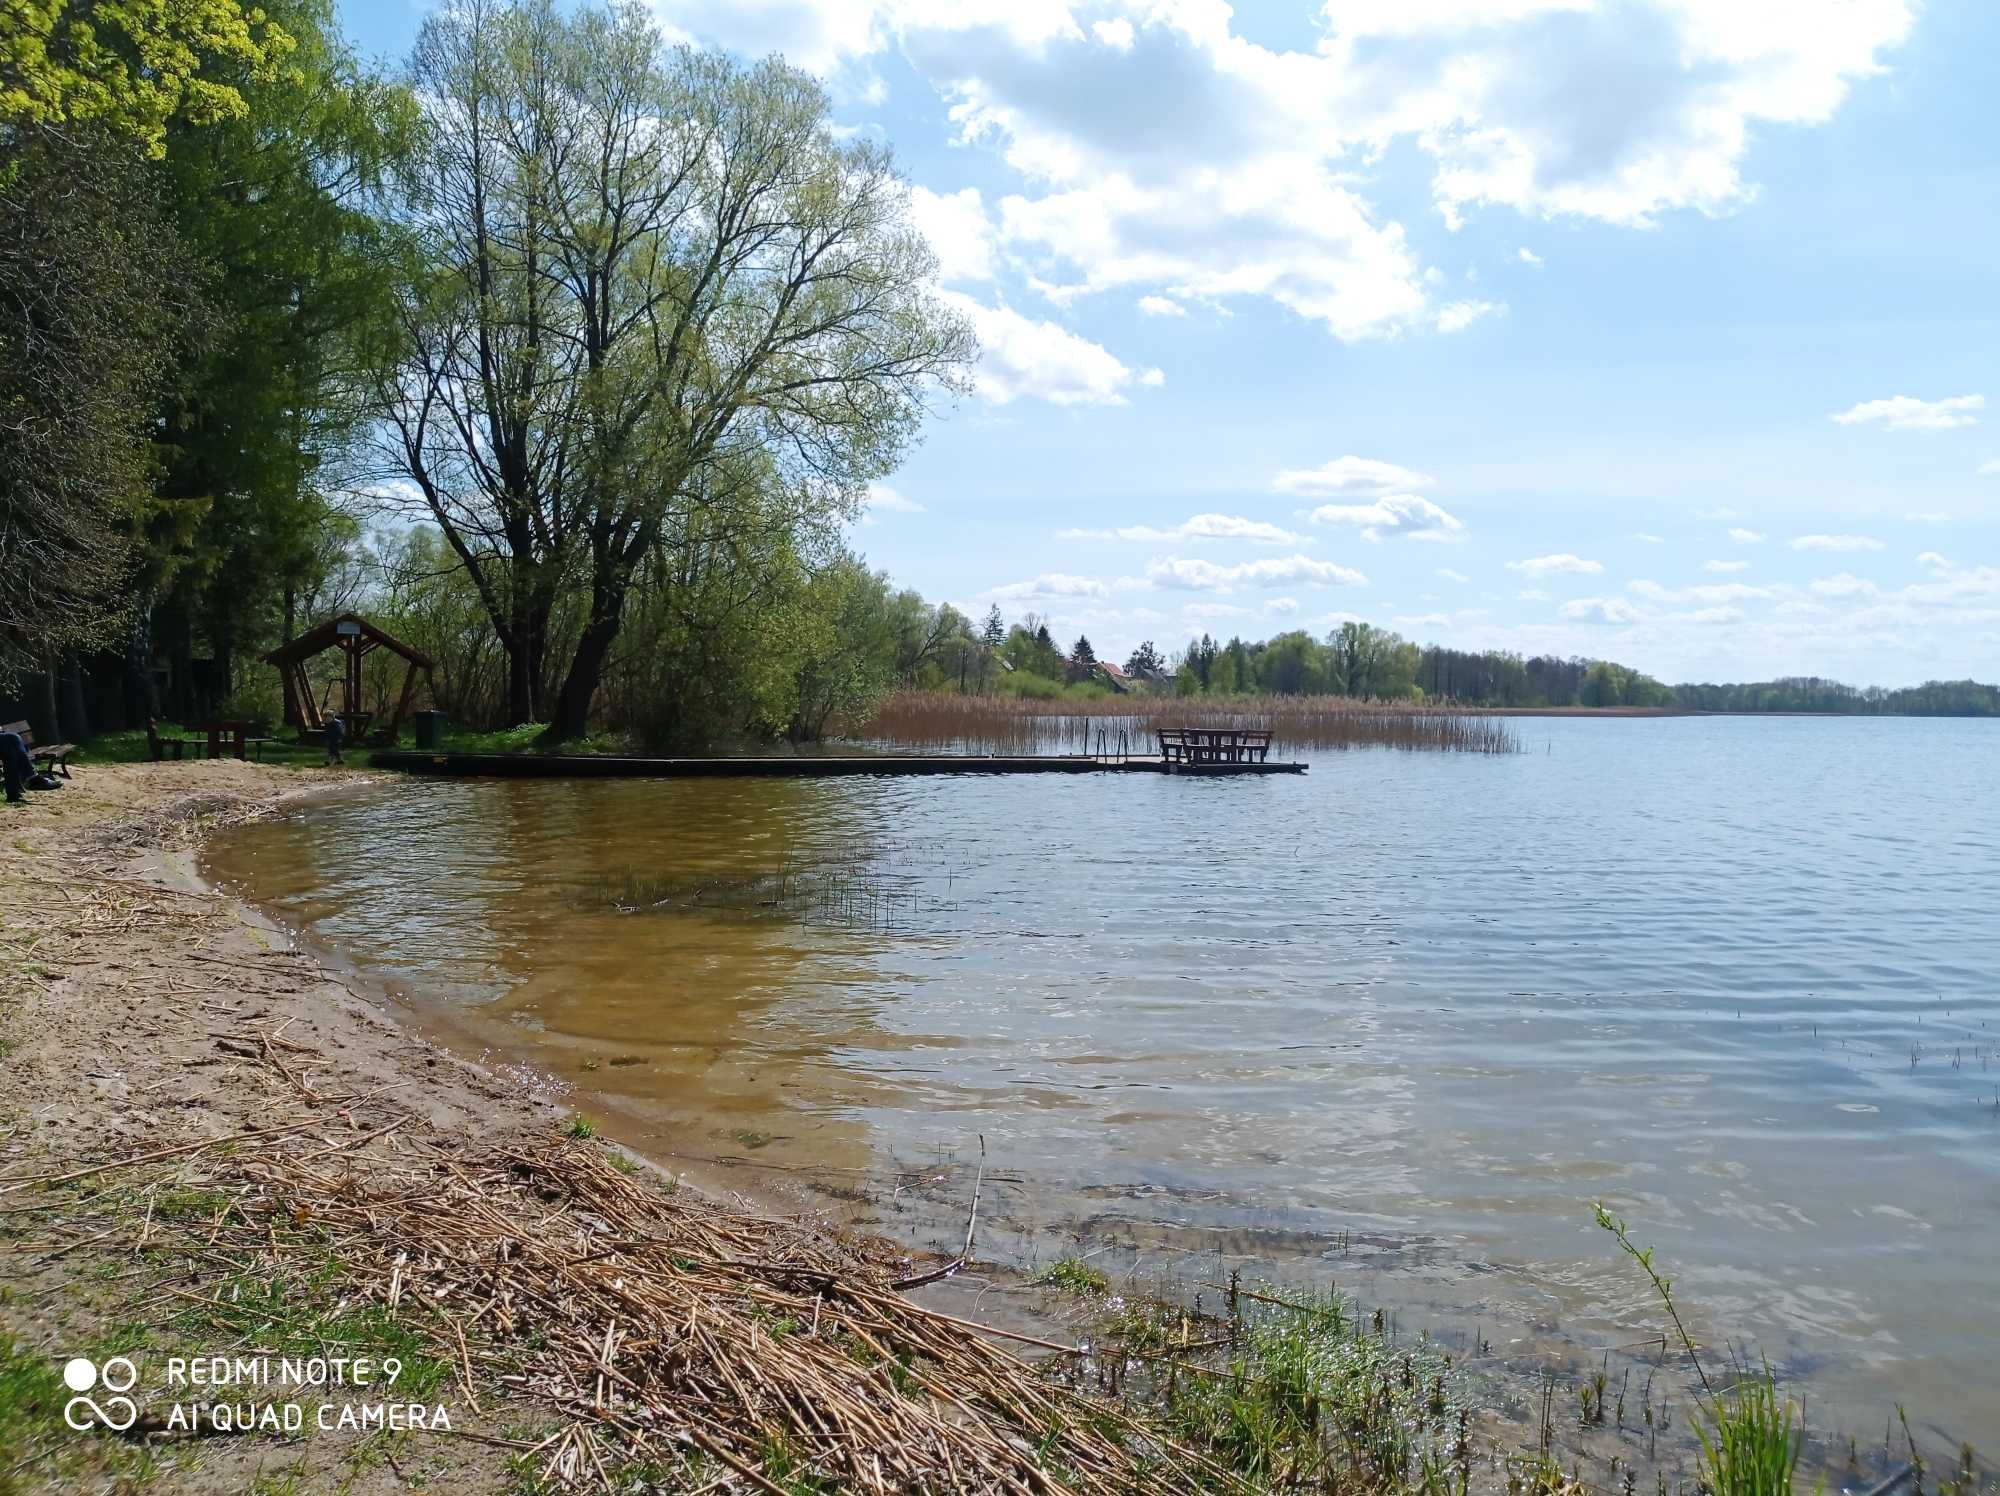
left=205, top=716, right=2000, bottom=1438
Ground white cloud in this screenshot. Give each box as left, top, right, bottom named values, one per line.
left=1560, top=597, right=1639, bottom=624
left=1147, top=554, right=1367, bottom=592
left=1830, top=394, right=1984, bottom=431
left=1138, top=366, right=1166, bottom=387
left=1628, top=579, right=1771, bottom=604
left=1395, top=612, right=1452, bottom=628
left=1631, top=532, right=1664, bottom=543
left=1058, top=513, right=1302, bottom=544
left=1702, top=559, right=1748, bottom=573
left=1507, top=552, right=1602, bottom=577
left=1682, top=606, right=1743, bottom=625
left=1517, top=588, right=1550, bottom=601
left=1980, top=459, right=2000, bottom=476
left=1903, top=511, right=1948, bottom=523
left=1728, top=527, right=1763, bottom=543
left=986, top=572, right=1109, bottom=601
left=908, top=185, right=998, bottom=283
left=1307, top=493, right=1464, bottom=542
left=1436, top=567, right=1470, bottom=583
left=1901, top=564, right=2000, bottom=604
left=1091, top=16, right=1133, bottom=50
left=1811, top=573, right=1879, bottom=599
left=1917, top=551, right=1950, bottom=571
left=862, top=483, right=926, bottom=522
left=656, top=0, right=1914, bottom=373
left=941, top=291, right=1145, bottom=406
left=1136, top=294, right=1185, bottom=317
left=1267, top=596, right=1300, bottom=614
left=1271, top=455, right=1436, bottom=496
left=1517, top=247, right=1544, bottom=266
left=656, top=0, right=1907, bottom=344
left=1436, top=299, right=1504, bottom=333
left=1791, top=533, right=1885, bottom=552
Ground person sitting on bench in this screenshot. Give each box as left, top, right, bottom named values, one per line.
left=2, top=729, right=33, bottom=804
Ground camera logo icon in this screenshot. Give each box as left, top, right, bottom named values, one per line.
left=63, top=1356, right=139, bottom=1432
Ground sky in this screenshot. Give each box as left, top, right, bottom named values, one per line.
left=336, top=0, right=2000, bottom=686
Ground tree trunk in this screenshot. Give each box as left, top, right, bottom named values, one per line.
left=281, top=586, right=300, bottom=728
left=57, top=653, right=90, bottom=742
left=547, top=593, right=626, bottom=743
left=28, top=665, right=59, bottom=743
left=124, top=611, right=158, bottom=725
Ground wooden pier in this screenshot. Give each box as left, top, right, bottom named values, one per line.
left=372, top=733, right=1306, bottom=780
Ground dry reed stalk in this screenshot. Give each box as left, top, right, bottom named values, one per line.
left=858, top=691, right=1518, bottom=755
left=20, top=1035, right=1249, bottom=1495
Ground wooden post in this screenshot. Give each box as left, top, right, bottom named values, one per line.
left=387, top=660, right=421, bottom=742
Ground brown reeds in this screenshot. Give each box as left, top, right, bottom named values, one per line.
left=3, top=1036, right=1247, bottom=1493
left=858, top=691, right=1519, bottom=756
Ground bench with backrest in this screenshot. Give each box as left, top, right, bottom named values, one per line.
left=2, top=720, right=75, bottom=778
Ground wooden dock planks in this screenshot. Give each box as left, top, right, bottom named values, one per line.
left=370, top=750, right=1308, bottom=779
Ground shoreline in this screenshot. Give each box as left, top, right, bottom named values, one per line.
left=0, top=762, right=1966, bottom=1492
left=0, top=763, right=1126, bottom=1491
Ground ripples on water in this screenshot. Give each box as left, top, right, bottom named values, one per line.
left=205, top=715, right=2000, bottom=1437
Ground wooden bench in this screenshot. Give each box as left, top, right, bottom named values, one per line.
left=146, top=720, right=204, bottom=761
left=2, top=719, right=75, bottom=778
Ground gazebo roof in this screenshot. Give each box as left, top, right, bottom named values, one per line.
left=262, top=613, right=436, bottom=670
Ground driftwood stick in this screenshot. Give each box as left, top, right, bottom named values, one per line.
left=0, top=1120, right=319, bottom=1194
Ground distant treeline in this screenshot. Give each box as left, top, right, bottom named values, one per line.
left=990, top=621, right=1998, bottom=718
left=1669, top=677, right=1999, bottom=716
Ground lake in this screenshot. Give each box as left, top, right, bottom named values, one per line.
left=204, top=715, right=1999, bottom=1439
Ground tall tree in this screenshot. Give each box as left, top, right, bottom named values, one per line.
left=0, top=128, right=189, bottom=705
left=1, top=0, right=294, bottom=155
left=147, top=0, right=414, bottom=720
left=377, top=0, right=972, bottom=736
left=1124, top=640, right=1164, bottom=679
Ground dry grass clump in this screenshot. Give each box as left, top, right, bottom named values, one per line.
left=859, top=692, right=1518, bottom=756
left=0, top=1036, right=1246, bottom=1494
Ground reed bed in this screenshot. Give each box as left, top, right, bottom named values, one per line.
left=857, top=692, right=1519, bottom=756
left=1, top=1062, right=1249, bottom=1493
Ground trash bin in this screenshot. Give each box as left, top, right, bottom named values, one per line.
left=412, top=710, right=446, bottom=750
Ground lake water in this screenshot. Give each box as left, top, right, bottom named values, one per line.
left=205, top=716, right=2000, bottom=1439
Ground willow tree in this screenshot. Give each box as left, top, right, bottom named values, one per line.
left=374, top=0, right=972, bottom=734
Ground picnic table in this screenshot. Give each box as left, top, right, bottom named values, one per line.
left=1155, top=727, right=1274, bottom=767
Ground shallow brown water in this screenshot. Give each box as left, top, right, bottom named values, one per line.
left=205, top=715, right=2000, bottom=1441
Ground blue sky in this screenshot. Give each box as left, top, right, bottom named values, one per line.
left=338, top=0, right=2000, bottom=685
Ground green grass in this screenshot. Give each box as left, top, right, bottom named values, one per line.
left=563, top=1115, right=599, bottom=1140
left=1083, top=1281, right=1464, bottom=1492
left=75, top=721, right=326, bottom=766
left=168, top=1260, right=452, bottom=1401
left=1596, top=1205, right=1804, bottom=1496
left=1699, top=1368, right=1802, bottom=1496
left=1034, top=1256, right=1110, bottom=1295
left=0, top=1336, right=66, bottom=1496
left=437, top=723, right=627, bottom=755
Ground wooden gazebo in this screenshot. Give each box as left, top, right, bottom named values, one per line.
left=263, top=613, right=435, bottom=744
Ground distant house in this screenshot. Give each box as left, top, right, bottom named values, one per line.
left=1092, top=661, right=1131, bottom=694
